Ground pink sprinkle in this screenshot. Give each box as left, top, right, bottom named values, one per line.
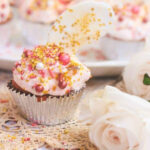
left=30, top=74, right=37, bottom=79
left=15, top=62, right=21, bottom=68
left=38, top=70, right=45, bottom=78
left=1, top=4, right=6, bottom=9
left=131, top=6, right=140, bottom=14
left=118, top=16, right=123, bottom=22
left=23, top=50, right=33, bottom=57
left=58, top=74, right=67, bottom=89
left=0, top=13, right=4, bottom=18
left=21, top=70, right=24, bottom=75
left=48, top=69, right=55, bottom=78
left=58, top=0, right=70, bottom=5
left=0, top=99, right=8, bottom=103
left=143, top=17, right=148, bottom=23
left=21, top=76, right=24, bottom=80
left=36, top=0, right=41, bottom=6
left=59, top=52, right=70, bottom=65
left=31, top=123, right=38, bottom=126
left=35, top=84, right=44, bottom=93
left=28, top=64, right=33, bottom=71
left=26, top=9, right=32, bottom=15
left=24, top=138, right=30, bottom=141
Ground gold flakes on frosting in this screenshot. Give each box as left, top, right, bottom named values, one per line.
left=48, top=1, right=114, bottom=55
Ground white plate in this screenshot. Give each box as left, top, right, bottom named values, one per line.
left=0, top=43, right=128, bottom=77
left=0, top=40, right=128, bottom=76
left=85, top=61, right=128, bottom=76
left=0, top=51, right=128, bottom=77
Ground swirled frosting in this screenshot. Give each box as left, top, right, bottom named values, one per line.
left=19, top=0, right=58, bottom=23
left=109, top=2, right=150, bottom=41
left=0, top=0, right=12, bottom=24
left=13, top=44, right=91, bottom=96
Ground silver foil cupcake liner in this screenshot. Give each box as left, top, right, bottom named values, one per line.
left=8, top=81, right=84, bottom=125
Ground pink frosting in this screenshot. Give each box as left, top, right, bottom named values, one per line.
left=19, top=0, right=58, bottom=23
left=109, top=3, right=150, bottom=41
left=13, top=45, right=91, bottom=96
left=0, top=0, right=11, bottom=23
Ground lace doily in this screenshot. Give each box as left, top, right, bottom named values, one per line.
left=0, top=84, right=97, bottom=150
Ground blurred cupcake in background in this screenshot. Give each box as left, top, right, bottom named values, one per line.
left=0, top=0, right=14, bottom=45
left=19, top=0, right=58, bottom=45
left=100, top=1, right=150, bottom=60
left=8, top=44, right=91, bottom=125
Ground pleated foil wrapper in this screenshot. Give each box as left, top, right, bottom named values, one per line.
left=8, top=81, right=84, bottom=125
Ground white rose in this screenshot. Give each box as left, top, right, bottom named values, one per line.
left=123, top=51, right=150, bottom=100
left=89, top=86, right=150, bottom=150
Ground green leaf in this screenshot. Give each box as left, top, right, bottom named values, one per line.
left=143, top=73, right=150, bottom=85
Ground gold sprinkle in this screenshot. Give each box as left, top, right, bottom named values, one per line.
left=40, top=138, right=45, bottom=142
left=39, top=77, right=45, bottom=83
left=109, top=12, right=112, bottom=17
left=68, top=8, right=73, bottom=12
left=22, top=138, right=24, bottom=144
left=43, top=90, right=49, bottom=94
left=56, top=19, right=60, bottom=23
left=58, top=25, right=66, bottom=33
left=64, top=129, right=69, bottom=134
left=80, top=72, right=83, bottom=76
left=87, top=36, right=90, bottom=40
left=52, top=25, right=58, bottom=32
left=2, top=108, right=7, bottom=112
left=57, top=134, right=61, bottom=140
left=17, top=67, right=22, bottom=73
left=52, top=86, right=56, bottom=91
left=91, top=13, right=95, bottom=17
left=91, top=8, right=94, bottom=11
left=99, top=23, right=105, bottom=27
left=11, top=136, right=16, bottom=140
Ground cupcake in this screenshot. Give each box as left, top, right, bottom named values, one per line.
left=19, top=0, right=58, bottom=45
left=8, top=1, right=114, bottom=125
left=0, top=0, right=14, bottom=45
left=100, top=1, right=150, bottom=60
left=9, top=44, right=91, bottom=125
